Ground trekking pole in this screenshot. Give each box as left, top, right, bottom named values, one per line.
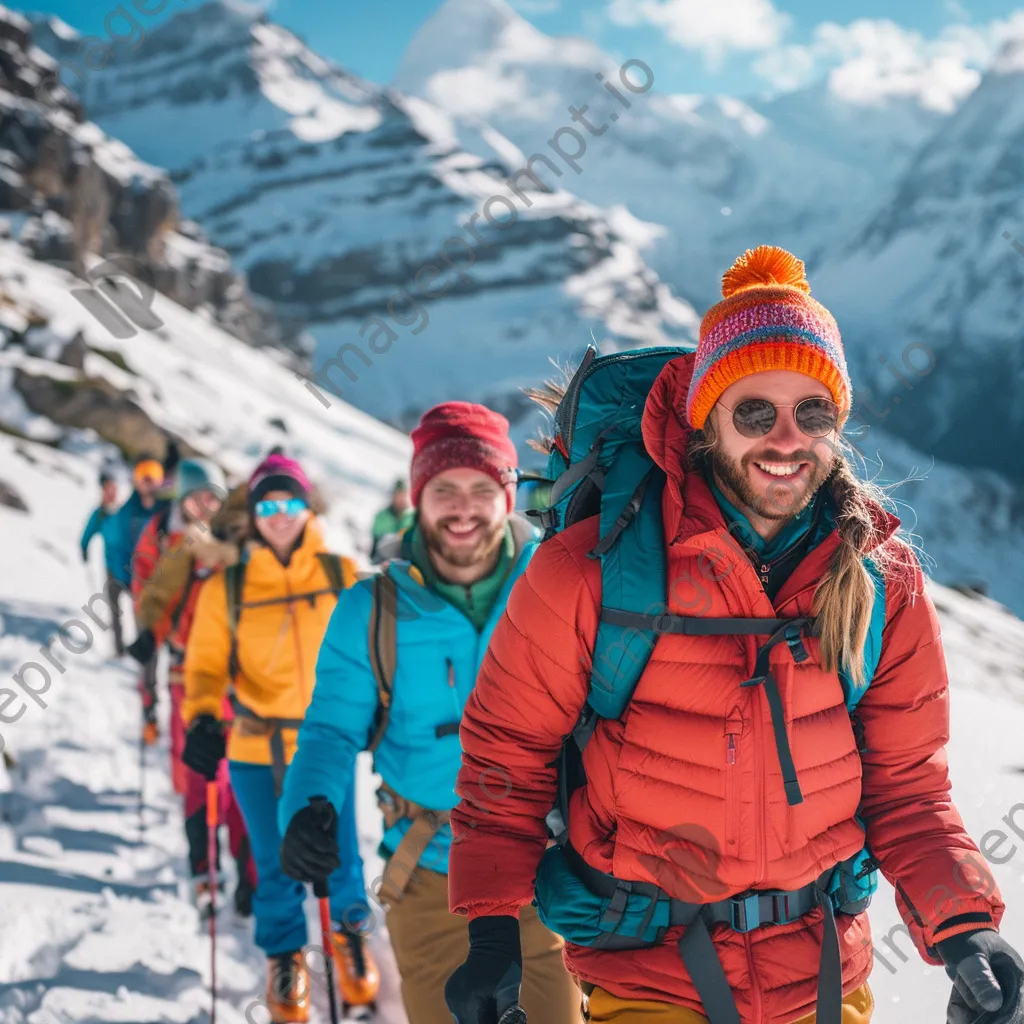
left=309, top=795, right=341, bottom=1024
left=313, top=876, right=341, bottom=1024
left=138, top=724, right=145, bottom=841
left=207, top=781, right=219, bottom=1024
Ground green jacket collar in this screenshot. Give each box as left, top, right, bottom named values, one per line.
left=406, top=520, right=517, bottom=632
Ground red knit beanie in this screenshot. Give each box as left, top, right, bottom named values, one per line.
left=410, top=402, right=518, bottom=511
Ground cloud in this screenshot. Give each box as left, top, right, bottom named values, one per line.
left=608, top=0, right=789, bottom=65
left=752, top=11, right=1024, bottom=111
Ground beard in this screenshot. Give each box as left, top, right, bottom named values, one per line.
left=710, top=442, right=835, bottom=521
left=420, top=514, right=506, bottom=570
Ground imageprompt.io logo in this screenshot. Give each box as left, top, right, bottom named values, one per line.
left=70, top=256, right=164, bottom=339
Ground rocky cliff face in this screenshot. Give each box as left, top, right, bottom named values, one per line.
left=0, top=6, right=298, bottom=356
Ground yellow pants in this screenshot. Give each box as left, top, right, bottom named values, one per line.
left=586, top=982, right=874, bottom=1023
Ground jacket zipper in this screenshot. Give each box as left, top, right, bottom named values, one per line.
left=446, top=656, right=462, bottom=719
left=724, top=709, right=743, bottom=852
left=753, top=670, right=767, bottom=885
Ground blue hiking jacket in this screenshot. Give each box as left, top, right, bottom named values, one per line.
left=101, top=491, right=168, bottom=584
left=279, top=516, right=540, bottom=875
left=80, top=506, right=111, bottom=563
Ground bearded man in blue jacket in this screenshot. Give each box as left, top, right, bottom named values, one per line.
left=279, top=402, right=578, bottom=1024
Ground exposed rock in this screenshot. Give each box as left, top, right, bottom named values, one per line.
left=0, top=478, right=29, bottom=511
left=0, top=6, right=301, bottom=358
left=12, top=367, right=197, bottom=462
left=57, top=329, right=87, bottom=369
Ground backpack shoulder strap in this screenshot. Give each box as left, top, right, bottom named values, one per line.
left=168, top=556, right=198, bottom=633
left=316, top=552, right=346, bottom=594
left=366, top=572, right=399, bottom=753
left=586, top=444, right=666, bottom=726
left=224, top=559, right=247, bottom=680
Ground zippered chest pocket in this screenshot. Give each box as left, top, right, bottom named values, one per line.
left=390, top=647, right=466, bottom=742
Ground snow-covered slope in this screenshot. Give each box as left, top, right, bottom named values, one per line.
left=393, top=0, right=946, bottom=309
left=29, top=0, right=697, bottom=431
left=812, top=37, right=1024, bottom=481
left=0, top=222, right=419, bottom=1020
left=0, top=432, right=408, bottom=1024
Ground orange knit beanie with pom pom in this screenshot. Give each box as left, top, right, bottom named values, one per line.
left=685, top=245, right=852, bottom=430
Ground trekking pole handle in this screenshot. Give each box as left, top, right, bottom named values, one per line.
left=308, top=795, right=331, bottom=900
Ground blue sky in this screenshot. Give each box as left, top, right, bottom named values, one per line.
left=22, top=0, right=1024, bottom=100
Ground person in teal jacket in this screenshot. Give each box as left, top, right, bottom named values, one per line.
left=80, top=469, right=118, bottom=562
left=81, top=469, right=123, bottom=655
left=278, top=402, right=579, bottom=1024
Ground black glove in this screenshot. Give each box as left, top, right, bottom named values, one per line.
left=445, top=915, right=524, bottom=1024
left=939, top=928, right=1024, bottom=1024
left=126, top=628, right=157, bottom=664
left=181, top=715, right=226, bottom=781
left=280, top=796, right=340, bottom=883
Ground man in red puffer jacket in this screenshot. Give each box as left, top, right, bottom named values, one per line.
left=444, top=247, right=1022, bottom=1024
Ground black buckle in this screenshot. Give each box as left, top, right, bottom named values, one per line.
left=728, top=892, right=761, bottom=932
left=784, top=621, right=810, bottom=663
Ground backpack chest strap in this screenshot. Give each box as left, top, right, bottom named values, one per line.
left=563, top=840, right=843, bottom=1024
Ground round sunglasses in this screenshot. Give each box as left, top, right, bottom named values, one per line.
left=254, top=497, right=307, bottom=519
left=717, top=396, right=839, bottom=439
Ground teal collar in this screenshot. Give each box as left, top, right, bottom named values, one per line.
left=708, top=473, right=825, bottom=562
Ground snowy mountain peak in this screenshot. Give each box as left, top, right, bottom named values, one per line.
left=143, top=0, right=265, bottom=44
left=396, top=0, right=527, bottom=79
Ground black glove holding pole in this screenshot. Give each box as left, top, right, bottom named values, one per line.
left=445, top=915, right=525, bottom=1024
left=181, top=714, right=226, bottom=781
left=939, top=928, right=1024, bottom=1024
left=126, top=628, right=157, bottom=665
left=279, top=795, right=341, bottom=882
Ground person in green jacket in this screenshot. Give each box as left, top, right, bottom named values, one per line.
left=369, top=478, right=414, bottom=562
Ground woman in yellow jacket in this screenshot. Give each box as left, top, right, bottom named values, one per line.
left=182, top=453, right=377, bottom=1022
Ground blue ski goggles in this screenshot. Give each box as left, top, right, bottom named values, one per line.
left=253, top=497, right=307, bottom=519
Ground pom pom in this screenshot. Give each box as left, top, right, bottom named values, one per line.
left=721, top=245, right=810, bottom=298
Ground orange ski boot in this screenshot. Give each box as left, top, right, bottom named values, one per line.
left=266, top=951, right=310, bottom=1023
left=331, top=927, right=379, bottom=1014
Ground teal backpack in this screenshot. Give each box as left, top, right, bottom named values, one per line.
left=526, top=345, right=885, bottom=1024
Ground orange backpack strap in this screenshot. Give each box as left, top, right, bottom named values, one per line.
left=366, top=573, right=398, bottom=753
